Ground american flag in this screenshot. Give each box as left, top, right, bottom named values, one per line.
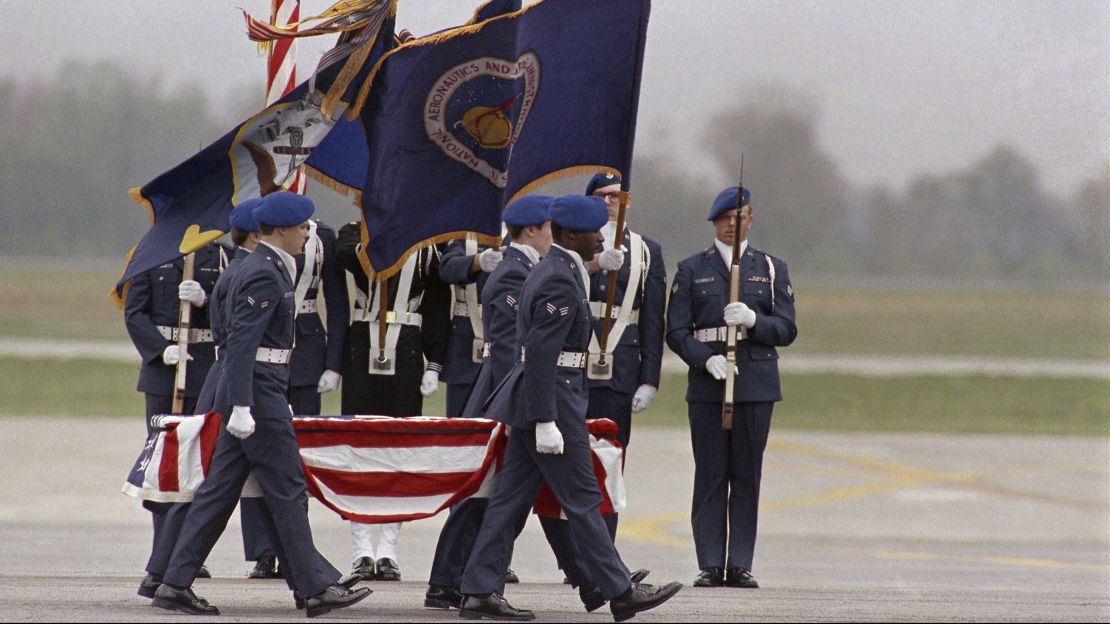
left=123, top=414, right=625, bottom=523
left=266, top=0, right=307, bottom=193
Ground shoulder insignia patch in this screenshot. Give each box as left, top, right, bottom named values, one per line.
left=545, top=302, right=557, bottom=315
left=247, top=296, right=256, bottom=307
left=787, top=284, right=794, bottom=298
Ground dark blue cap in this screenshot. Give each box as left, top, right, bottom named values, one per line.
left=585, top=171, right=621, bottom=196
left=549, top=195, right=608, bottom=232
left=253, top=191, right=315, bottom=227
left=503, top=194, right=552, bottom=227
left=707, top=186, right=751, bottom=221
left=229, top=198, right=261, bottom=233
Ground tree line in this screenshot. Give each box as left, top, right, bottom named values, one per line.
left=1, top=62, right=1105, bottom=285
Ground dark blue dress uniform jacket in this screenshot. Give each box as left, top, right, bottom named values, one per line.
left=195, top=247, right=249, bottom=412
left=438, top=238, right=491, bottom=387
left=125, top=243, right=227, bottom=397
left=288, top=220, right=349, bottom=387
left=483, top=246, right=592, bottom=429
left=666, top=244, right=797, bottom=403
left=462, top=245, right=535, bottom=415
left=588, top=230, right=666, bottom=394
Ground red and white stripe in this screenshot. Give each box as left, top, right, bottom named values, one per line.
left=267, top=0, right=307, bottom=193
left=122, top=412, right=222, bottom=503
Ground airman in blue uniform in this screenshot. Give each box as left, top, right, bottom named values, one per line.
left=151, top=192, right=371, bottom=617
left=457, top=195, right=682, bottom=622
left=125, top=237, right=227, bottom=584
left=665, top=186, right=797, bottom=589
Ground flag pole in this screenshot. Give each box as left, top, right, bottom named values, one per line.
left=722, top=154, right=745, bottom=430
left=171, top=253, right=196, bottom=414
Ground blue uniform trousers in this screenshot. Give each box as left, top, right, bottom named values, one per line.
left=161, top=417, right=339, bottom=597
left=445, top=382, right=472, bottom=418
left=687, top=400, right=773, bottom=572
left=460, top=417, right=630, bottom=600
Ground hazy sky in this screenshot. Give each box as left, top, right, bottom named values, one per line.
left=5, top=0, right=1107, bottom=196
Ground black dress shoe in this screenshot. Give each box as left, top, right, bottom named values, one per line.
left=151, top=584, right=220, bottom=616
left=137, top=573, right=161, bottom=599
left=375, top=557, right=401, bottom=581
left=609, top=581, right=683, bottom=623
left=305, top=584, right=372, bottom=618
left=630, top=568, right=650, bottom=584
left=579, top=585, right=605, bottom=613
left=296, top=573, right=364, bottom=610
left=693, top=567, right=724, bottom=587
left=424, top=584, right=464, bottom=609
left=247, top=552, right=281, bottom=579
left=504, top=567, right=520, bottom=584
left=725, top=568, right=759, bottom=588
left=352, top=556, right=376, bottom=580
left=195, top=564, right=211, bottom=579
left=459, top=593, right=535, bottom=621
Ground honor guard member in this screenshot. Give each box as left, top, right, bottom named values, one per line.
left=582, top=172, right=667, bottom=538
left=665, top=187, right=797, bottom=589
left=458, top=195, right=683, bottom=622
left=425, top=196, right=551, bottom=610
left=138, top=201, right=260, bottom=598
left=125, top=237, right=227, bottom=582
left=336, top=221, right=451, bottom=583
left=438, top=236, right=503, bottom=416
left=152, top=192, right=371, bottom=617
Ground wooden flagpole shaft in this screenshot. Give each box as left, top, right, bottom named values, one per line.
left=172, top=253, right=196, bottom=414
left=597, top=190, right=629, bottom=360
left=722, top=158, right=745, bottom=430
left=376, top=277, right=389, bottom=363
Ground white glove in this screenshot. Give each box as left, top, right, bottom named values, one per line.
left=705, top=355, right=729, bottom=381
left=723, top=301, right=756, bottom=328
left=478, top=248, right=504, bottom=273
left=631, top=384, right=657, bottom=413
left=316, top=370, right=341, bottom=394
left=161, top=345, right=193, bottom=366
left=535, top=421, right=564, bottom=454
left=228, top=405, right=256, bottom=439
left=420, top=369, right=440, bottom=397
left=597, top=248, right=625, bottom=272
left=178, top=280, right=207, bottom=307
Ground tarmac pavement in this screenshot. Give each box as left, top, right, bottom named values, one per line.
left=1, top=416, right=1107, bottom=621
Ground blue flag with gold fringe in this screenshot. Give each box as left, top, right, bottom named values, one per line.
left=111, top=2, right=396, bottom=304
left=349, top=0, right=651, bottom=277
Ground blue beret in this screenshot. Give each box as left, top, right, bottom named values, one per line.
left=707, top=186, right=751, bottom=221
left=253, top=191, right=315, bottom=227
left=585, top=171, right=621, bottom=196
left=549, top=195, right=608, bottom=232
left=229, top=198, right=261, bottom=233
left=503, top=195, right=552, bottom=227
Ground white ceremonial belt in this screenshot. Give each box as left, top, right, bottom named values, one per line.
left=453, top=301, right=481, bottom=318
left=352, top=311, right=423, bottom=327
left=556, top=351, right=588, bottom=368
left=588, top=301, right=638, bottom=324
left=482, top=342, right=491, bottom=359
left=693, top=326, right=747, bottom=342
left=157, top=325, right=214, bottom=344
left=255, top=347, right=292, bottom=364
left=298, top=299, right=318, bottom=314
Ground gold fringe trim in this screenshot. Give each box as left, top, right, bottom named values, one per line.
left=508, top=165, right=621, bottom=204
left=108, top=244, right=138, bottom=310
left=304, top=166, right=365, bottom=203
left=129, top=187, right=155, bottom=226
left=347, top=0, right=548, bottom=119
left=357, top=226, right=500, bottom=280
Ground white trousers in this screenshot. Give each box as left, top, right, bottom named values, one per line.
left=350, top=521, right=401, bottom=563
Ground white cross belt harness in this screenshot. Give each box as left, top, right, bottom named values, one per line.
left=298, top=299, right=318, bottom=314
left=588, top=301, right=638, bottom=324
left=157, top=326, right=214, bottom=344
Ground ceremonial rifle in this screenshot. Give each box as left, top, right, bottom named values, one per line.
left=590, top=187, right=629, bottom=381
left=721, top=156, right=745, bottom=430
left=171, top=253, right=196, bottom=414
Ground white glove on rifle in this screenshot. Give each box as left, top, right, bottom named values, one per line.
left=478, top=248, right=504, bottom=273
left=631, top=384, right=657, bottom=413
left=178, top=280, right=207, bottom=307
left=597, top=248, right=625, bottom=272
left=161, top=345, right=193, bottom=366
left=705, top=354, right=731, bottom=381
left=316, top=370, right=341, bottom=394
left=420, top=369, right=440, bottom=397
left=535, top=421, right=564, bottom=454
left=228, top=405, right=256, bottom=439
left=723, top=302, right=756, bottom=328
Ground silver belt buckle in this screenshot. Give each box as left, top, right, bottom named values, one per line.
left=369, top=348, right=396, bottom=375
left=586, top=353, right=613, bottom=380
left=471, top=338, right=485, bottom=364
